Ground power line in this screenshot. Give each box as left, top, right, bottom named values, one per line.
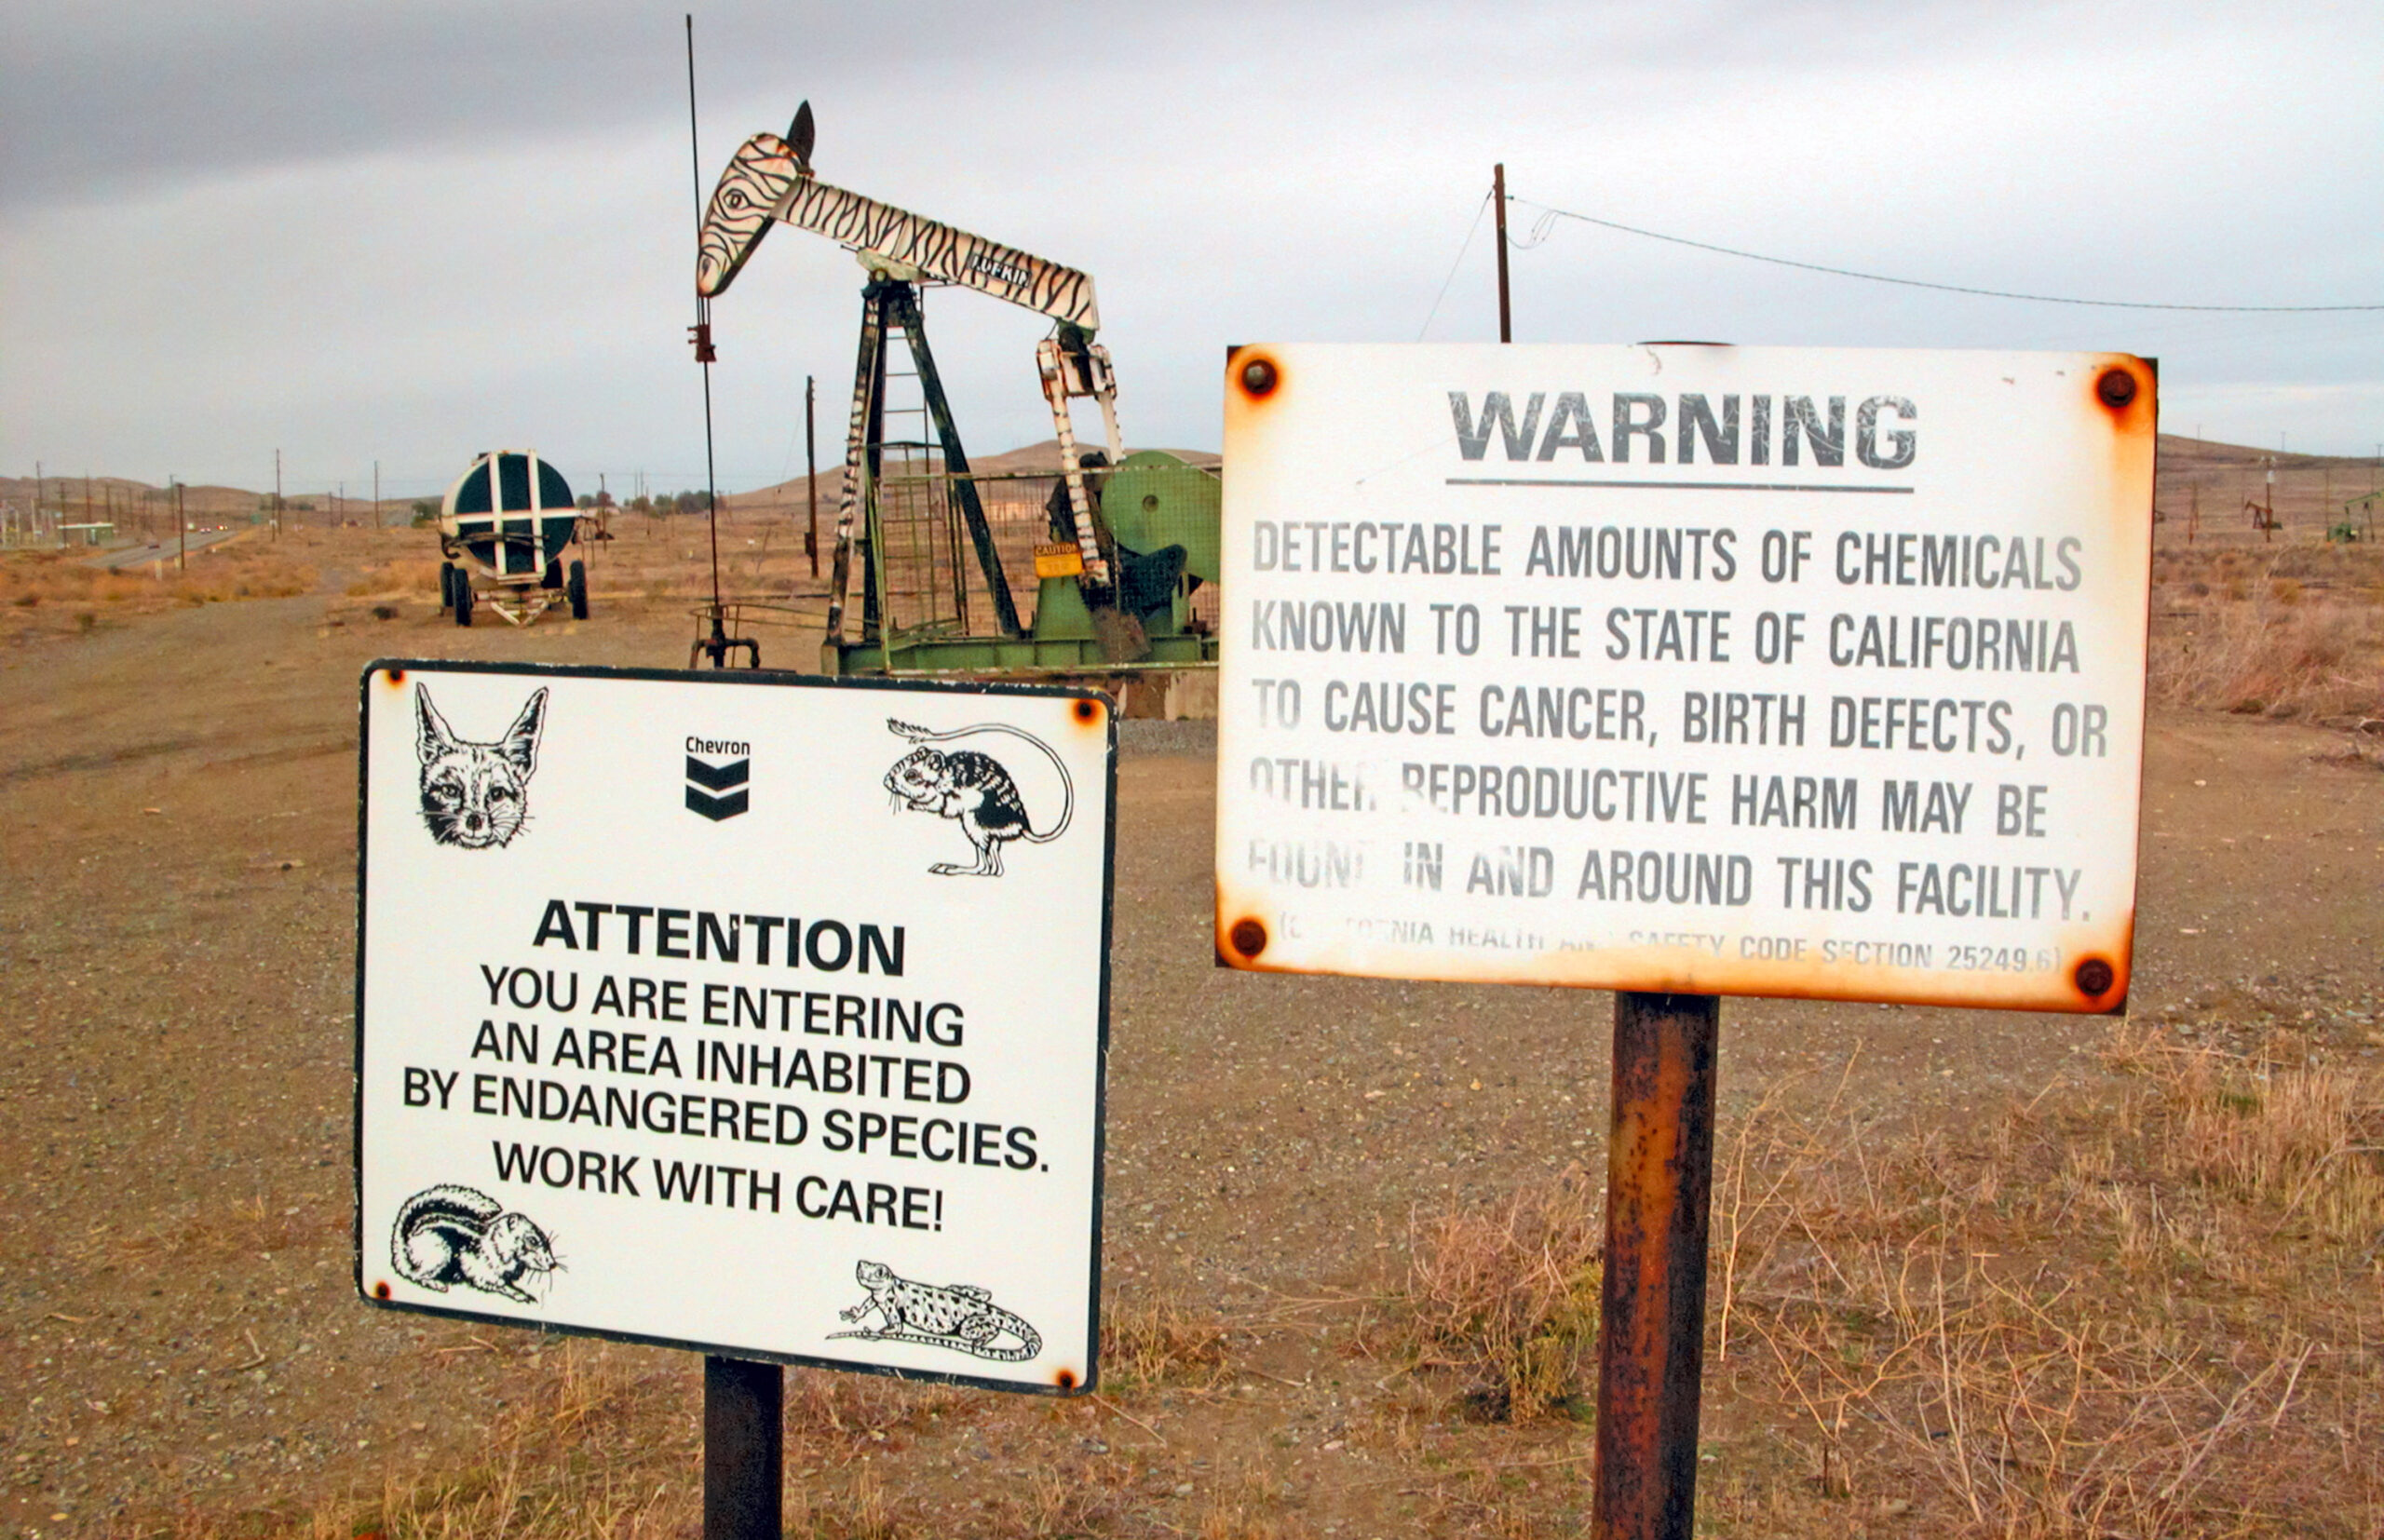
left=1509, top=196, right=2384, bottom=314
left=1416, top=192, right=1492, bottom=342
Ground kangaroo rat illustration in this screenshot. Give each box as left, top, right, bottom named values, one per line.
left=882, top=718, right=1072, bottom=877
left=390, top=1185, right=560, bottom=1304
left=830, top=1260, right=1042, bottom=1362
left=415, top=683, right=547, bottom=848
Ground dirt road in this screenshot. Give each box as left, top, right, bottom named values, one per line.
left=1, top=553, right=2377, bottom=1535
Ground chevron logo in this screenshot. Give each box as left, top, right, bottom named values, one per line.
left=684, top=751, right=750, bottom=821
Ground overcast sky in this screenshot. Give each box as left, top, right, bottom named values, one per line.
left=5, top=1, right=2379, bottom=498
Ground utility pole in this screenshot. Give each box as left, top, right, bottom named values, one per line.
left=1493, top=163, right=1511, bottom=344
left=274, top=449, right=283, bottom=540
left=176, top=480, right=186, bottom=573
left=373, top=461, right=381, bottom=529
left=806, top=374, right=820, bottom=578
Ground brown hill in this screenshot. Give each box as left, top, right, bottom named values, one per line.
left=6, top=436, right=2367, bottom=528
left=722, top=439, right=1219, bottom=512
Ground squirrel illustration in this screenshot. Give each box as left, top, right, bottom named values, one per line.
left=390, top=1185, right=560, bottom=1304
left=830, top=1260, right=1042, bottom=1361
left=882, top=718, right=1073, bottom=877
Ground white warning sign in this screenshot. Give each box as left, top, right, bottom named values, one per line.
left=356, top=661, right=1113, bottom=1392
left=1215, top=344, right=2153, bottom=1012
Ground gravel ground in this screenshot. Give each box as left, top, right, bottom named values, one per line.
left=2, top=542, right=2378, bottom=1535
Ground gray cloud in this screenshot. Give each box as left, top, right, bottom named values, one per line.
left=0, top=0, right=2025, bottom=209
left=3, top=0, right=2378, bottom=488
left=2, top=1, right=1078, bottom=208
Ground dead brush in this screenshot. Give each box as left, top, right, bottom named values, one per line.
left=344, top=558, right=443, bottom=598
left=1394, top=1163, right=1602, bottom=1423
left=129, top=1191, right=345, bottom=1263
left=783, top=1366, right=968, bottom=1456
left=2147, top=1045, right=2384, bottom=1242
left=241, top=1344, right=700, bottom=1540
left=0, top=545, right=318, bottom=643
left=2149, top=588, right=2384, bottom=720
left=967, top=1455, right=1128, bottom=1539
left=2314, top=724, right=2384, bottom=770
left=1100, top=1293, right=1229, bottom=1391
left=1195, top=1470, right=1312, bottom=1540
left=1715, top=1030, right=2384, bottom=1536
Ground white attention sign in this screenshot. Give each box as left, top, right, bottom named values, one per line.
left=357, top=661, right=1113, bottom=1393
left=1216, top=344, right=2153, bottom=1012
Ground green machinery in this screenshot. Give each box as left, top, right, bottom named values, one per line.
left=692, top=103, right=1219, bottom=675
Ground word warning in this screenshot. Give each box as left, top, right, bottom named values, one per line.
left=357, top=660, right=1114, bottom=1392
left=1216, top=344, right=2153, bottom=1011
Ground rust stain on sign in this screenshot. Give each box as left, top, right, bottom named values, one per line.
left=1225, top=347, right=1286, bottom=420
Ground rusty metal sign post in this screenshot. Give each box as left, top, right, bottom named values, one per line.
left=1217, top=343, right=2156, bottom=1536
left=1593, top=992, right=1718, bottom=1538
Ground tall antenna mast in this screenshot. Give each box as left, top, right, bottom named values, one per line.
left=686, top=14, right=724, bottom=615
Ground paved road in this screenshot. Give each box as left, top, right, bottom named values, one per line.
left=86, top=526, right=249, bottom=569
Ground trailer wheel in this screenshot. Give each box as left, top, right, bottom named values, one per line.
left=566, top=561, right=589, bottom=620
left=541, top=559, right=563, bottom=590
left=454, top=578, right=474, bottom=628
left=438, top=562, right=456, bottom=610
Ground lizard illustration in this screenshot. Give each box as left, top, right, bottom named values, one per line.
left=828, top=1260, right=1042, bottom=1362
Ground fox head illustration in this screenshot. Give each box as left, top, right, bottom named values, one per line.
left=414, top=684, right=547, bottom=848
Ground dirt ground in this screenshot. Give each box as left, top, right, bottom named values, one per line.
left=1, top=520, right=2379, bottom=1538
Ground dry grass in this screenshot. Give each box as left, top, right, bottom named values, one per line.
left=126, top=1024, right=2384, bottom=1539
left=1394, top=1163, right=1603, bottom=1423
left=1101, top=1293, right=1230, bottom=1391
left=144, top=1344, right=707, bottom=1540
left=342, top=557, right=444, bottom=599
left=2149, top=547, right=2384, bottom=723
left=1195, top=1471, right=1315, bottom=1540
left=129, top=1191, right=348, bottom=1263
left=1703, top=1026, right=2384, bottom=1536
left=0, top=542, right=317, bottom=643
left=123, top=1347, right=1004, bottom=1540
left=2150, top=595, right=2383, bottom=720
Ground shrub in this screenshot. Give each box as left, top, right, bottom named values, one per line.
left=1396, top=1165, right=1602, bottom=1421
